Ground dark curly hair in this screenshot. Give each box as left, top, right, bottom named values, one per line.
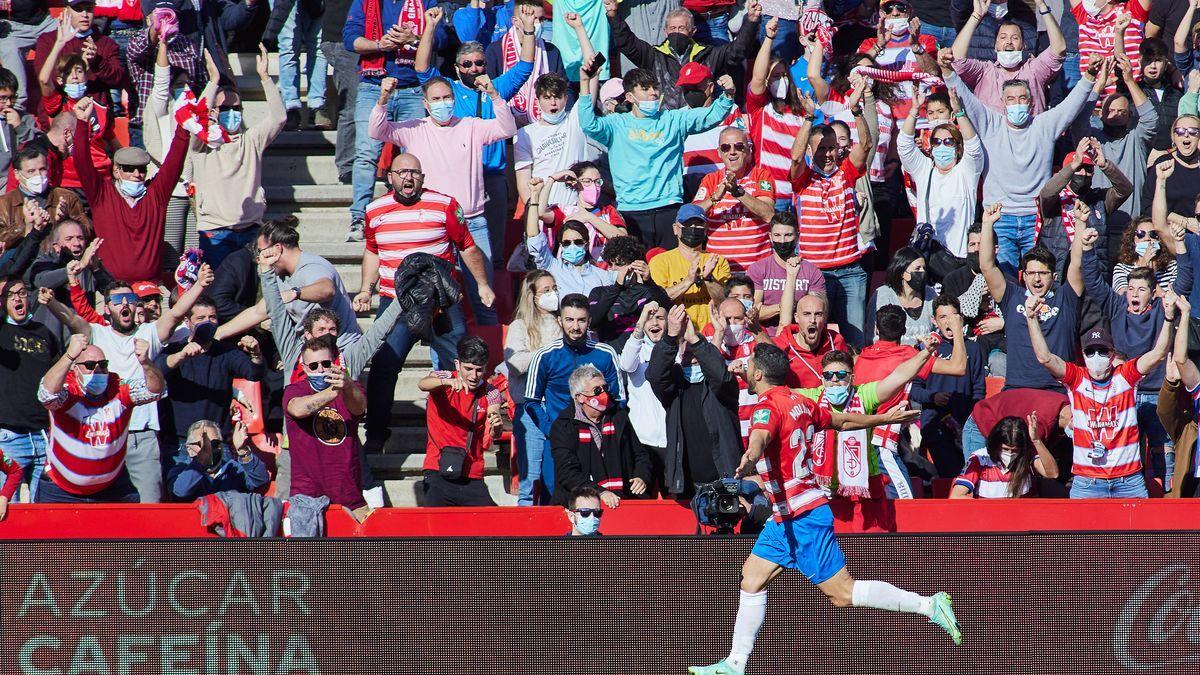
left=1116, top=217, right=1172, bottom=271
left=602, top=235, right=646, bottom=266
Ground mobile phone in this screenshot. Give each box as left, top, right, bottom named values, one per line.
left=582, top=52, right=607, bottom=78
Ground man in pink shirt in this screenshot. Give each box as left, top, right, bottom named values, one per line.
left=369, top=74, right=516, bottom=325
left=950, top=0, right=1066, bottom=114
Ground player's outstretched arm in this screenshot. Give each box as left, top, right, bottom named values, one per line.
left=831, top=405, right=921, bottom=431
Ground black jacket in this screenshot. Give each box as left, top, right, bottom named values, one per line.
left=393, top=252, right=460, bottom=337
left=646, top=334, right=742, bottom=494
left=587, top=280, right=671, bottom=352
left=549, top=404, right=652, bottom=505
left=210, top=248, right=259, bottom=323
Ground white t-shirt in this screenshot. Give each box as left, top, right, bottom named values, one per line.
left=513, top=105, right=602, bottom=209
left=897, top=131, right=985, bottom=258
left=89, top=322, right=164, bottom=432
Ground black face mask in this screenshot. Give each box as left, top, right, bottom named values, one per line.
left=683, top=89, right=708, bottom=109
left=564, top=332, right=589, bottom=349
left=772, top=241, right=796, bottom=259
left=966, top=251, right=981, bottom=274
left=612, top=100, right=632, bottom=114
left=907, top=271, right=927, bottom=292
left=459, top=71, right=479, bottom=88
left=1069, top=174, right=1092, bottom=195
left=394, top=189, right=420, bottom=205
left=667, top=32, right=692, bottom=54
left=679, top=226, right=707, bottom=248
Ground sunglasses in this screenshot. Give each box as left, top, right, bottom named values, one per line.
left=305, top=359, right=333, bottom=371
left=77, top=359, right=108, bottom=371
left=1174, top=127, right=1200, bottom=138
left=1083, top=348, right=1111, bottom=358
left=561, top=238, right=587, bottom=246
left=458, top=59, right=486, bottom=68
left=108, top=292, right=139, bottom=305
left=117, top=164, right=146, bottom=173
left=881, top=2, right=909, bottom=14
left=584, top=385, right=608, bottom=396
left=574, top=508, right=603, bottom=518
left=929, top=137, right=957, bottom=147
left=1135, top=230, right=1160, bottom=239
left=822, top=370, right=851, bottom=381
left=217, top=104, right=242, bottom=112
left=719, top=142, right=749, bottom=153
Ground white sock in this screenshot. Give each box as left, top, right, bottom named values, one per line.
left=726, top=590, right=767, bottom=671
left=851, top=580, right=933, bottom=617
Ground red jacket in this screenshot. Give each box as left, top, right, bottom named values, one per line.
left=854, top=340, right=935, bottom=410
left=32, top=32, right=128, bottom=107
left=0, top=451, right=22, bottom=501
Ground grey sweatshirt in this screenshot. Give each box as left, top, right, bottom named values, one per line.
left=949, top=72, right=1098, bottom=216
left=1074, top=99, right=1158, bottom=221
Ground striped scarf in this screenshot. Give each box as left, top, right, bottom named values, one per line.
left=811, top=389, right=873, bottom=498
left=501, top=25, right=547, bottom=123
left=173, top=91, right=230, bottom=148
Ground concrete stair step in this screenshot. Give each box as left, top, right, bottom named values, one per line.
left=266, top=207, right=354, bottom=241
left=367, top=451, right=499, bottom=476
left=302, top=241, right=366, bottom=265
left=263, top=153, right=345, bottom=185
left=266, top=129, right=339, bottom=152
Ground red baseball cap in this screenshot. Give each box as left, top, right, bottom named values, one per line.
left=1062, top=151, right=1094, bottom=170
left=132, top=281, right=161, bottom=299
left=676, top=62, right=713, bottom=88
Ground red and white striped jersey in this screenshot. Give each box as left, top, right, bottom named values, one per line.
left=749, top=385, right=832, bottom=522
left=694, top=166, right=774, bottom=273
left=1073, top=1, right=1147, bottom=104
left=792, top=158, right=865, bottom=270
left=364, top=190, right=475, bottom=299
left=955, top=449, right=1031, bottom=499
left=1061, top=360, right=1144, bottom=479
left=683, top=111, right=747, bottom=183
left=746, top=89, right=807, bottom=199
left=38, top=373, right=161, bottom=495
left=703, top=324, right=760, bottom=444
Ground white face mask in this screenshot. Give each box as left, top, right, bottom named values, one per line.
left=1084, top=353, right=1113, bottom=377
left=536, top=290, right=560, bottom=312
left=886, top=17, right=910, bottom=36
left=769, top=78, right=789, bottom=99
left=988, top=2, right=1009, bottom=19
left=1000, top=450, right=1016, bottom=467
left=995, top=50, right=1024, bottom=68
left=725, top=323, right=746, bottom=345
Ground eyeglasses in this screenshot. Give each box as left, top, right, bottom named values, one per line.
left=77, top=359, right=108, bottom=372
left=1135, top=230, right=1160, bottom=240
left=821, top=370, right=851, bottom=382
left=584, top=385, right=608, bottom=396
left=5, top=288, right=28, bottom=299
left=574, top=508, right=603, bottom=518
left=117, top=164, right=146, bottom=173
left=719, top=142, right=750, bottom=153
left=561, top=238, right=587, bottom=246
left=1174, top=127, right=1200, bottom=138
left=0, top=95, right=14, bottom=105
left=1083, top=347, right=1111, bottom=358
left=217, top=104, right=243, bottom=112
left=458, top=59, right=486, bottom=68
left=389, top=168, right=422, bottom=177
left=305, top=359, right=333, bottom=371
left=108, top=292, right=139, bottom=305
left=929, top=137, right=957, bottom=147
left=255, top=244, right=280, bottom=256
left=577, top=177, right=604, bottom=187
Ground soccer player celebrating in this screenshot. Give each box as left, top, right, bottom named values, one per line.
left=689, top=344, right=961, bottom=675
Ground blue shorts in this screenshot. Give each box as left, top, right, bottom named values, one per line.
left=750, top=504, right=846, bottom=584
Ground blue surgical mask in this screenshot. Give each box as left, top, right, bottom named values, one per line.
left=681, top=364, right=705, bottom=383
left=1135, top=241, right=1158, bottom=257
left=824, top=384, right=850, bottom=406
left=931, top=145, right=957, bottom=168
left=64, top=82, right=87, bottom=99
left=307, top=374, right=331, bottom=392
left=5, top=313, right=32, bottom=326
left=739, top=298, right=753, bottom=312
left=560, top=243, right=586, bottom=264
left=636, top=99, right=661, bottom=118
left=118, top=179, right=147, bottom=199
left=541, top=107, right=567, bottom=124
left=429, top=100, right=455, bottom=123
left=218, top=110, right=242, bottom=133
left=574, top=512, right=601, bottom=535
left=1005, top=103, right=1030, bottom=127
left=75, top=28, right=93, bottom=39
left=81, top=372, right=109, bottom=397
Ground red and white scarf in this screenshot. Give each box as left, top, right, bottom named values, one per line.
left=811, top=389, right=872, bottom=498
left=173, top=91, right=229, bottom=148
left=851, top=64, right=942, bottom=86
left=1036, top=187, right=1080, bottom=243
left=393, top=0, right=426, bottom=68
left=501, top=25, right=547, bottom=123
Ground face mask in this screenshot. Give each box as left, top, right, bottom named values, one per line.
left=1135, top=240, right=1159, bottom=257
left=637, top=99, right=661, bottom=118
left=1005, top=103, right=1030, bottom=127
left=541, top=107, right=567, bottom=124
left=64, top=82, right=87, bottom=99
left=769, top=78, right=789, bottom=99
left=80, top=372, right=108, bottom=397
left=995, top=49, right=1024, bottom=68
left=886, top=17, right=910, bottom=36
left=394, top=189, right=420, bottom=205
left=564, top=331, right=589, bottom=349
left=772, top=241, right=795, bottom=259
left=683, top=89, right=708, bottom=109
left=118, top=179, right=147, bottom=199
left=966, top=251, right=981, bottom=274
left=580, top=185, right=601, bottom=205
left=459, top=72, right=479, bottom=89
left=824, top=384, right=850, bottom=406
left=217, top=110, right=242, bottom=133
left=1085, top=353, right=1113, bottom=377
left=561, top=243, right=586, bottom=264
left=726, top=323, right=746, bottom=344
left=19, top=174, right=49, bottom=196
left=1000, top=449, right=1016, bottom=467
left=988, top=2, right=1009, bottom=19
left=308, top=373, right=331, bottom=392
left=739, top=298, right=754, bottom=313
left=75, top=28, right=93, bottom=39
left=1069, top=175, right=1092, bottom=195
left=191, top=320, right=218, bottom=346
left=907, top=271, right=927, bottom=292
left=574, top=512, right=601, bottom=535
left=429, top=100, right=455, bottom=123
left=1082, top=0, right=1103, bottom=17
left=681, top=364, right=705, bottom=383
left=667, top=32, right=692, bottom=54
left=536, top=290, right=560, bottom=312
left=6, top=313, right=32, bottom=326
left=679, top=227, right=707, bottom=248
left=931, top=145, right=957, bottom=168
left=583, top=391, right=611, bottom=412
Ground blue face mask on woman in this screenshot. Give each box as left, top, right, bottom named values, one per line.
left=931, top=145, right=957, bottom=168
left=824, top=384, right=850, bottom=406
left=560, top=243, right=586, bottom=265
left=218, top=110, right=242, bottom=132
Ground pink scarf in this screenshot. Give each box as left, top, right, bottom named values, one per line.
left=501, top=25, right=547, bottom=123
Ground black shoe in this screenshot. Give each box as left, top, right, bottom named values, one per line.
left=284, top=108, right=301, bottom=131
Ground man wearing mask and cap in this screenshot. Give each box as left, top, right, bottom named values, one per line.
left=679, top=63, right=750, bottom=200
left=71, top=97, right=190, bottom=284
left=950, top=0, right=1050, bottom=71
left=649, top=203, right=732, bottom=331
left=1025, top=292, right=1175, bottom=499
left=1037, top=137, right=1133, bottom=273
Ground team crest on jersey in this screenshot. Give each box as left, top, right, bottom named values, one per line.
left=758, top=179, right=771, bottom=190
left=695, top=187, right=707, bottom=201
left=455, top=205, right=464, bottom=221
left=752, top=409, right=771, bottom=425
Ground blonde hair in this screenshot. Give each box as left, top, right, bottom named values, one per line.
left=515, top=270, right=556, bottom=352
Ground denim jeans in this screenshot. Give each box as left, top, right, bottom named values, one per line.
left=514, top=406, right=549, bottom=505
left=1070, top=472, right=1149, bottom=499
left=1136, top=391, right=1175, bottom=492
left=691, top=9, right=730, bottom=44
left=0, top=15, right=58, bottom=110
left=278, top=6, right=327, bottom=109
left=461, top=213, right=497, bottom=325
left=822, top=262, right=868, bottom=348
left=126, top=429, right=162, bottom=503
left=994, top=212, right=1039, bottom=277
left=920, top=22, right=958, bottom=48
left=321, top=41, right=358, bottom=181
left=365, top=295, right=466, bottom=444
left=199, top=225, right=260, bottom=272
left=0, top=428, right=47, bottom=502
left=961, top=416, right=987, bottom=463
left=35, top=469, right=140, bottom=503
left=352, top=83, right=426, bottom=221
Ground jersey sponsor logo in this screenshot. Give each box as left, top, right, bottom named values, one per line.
left=1087, top=405, right=1120, bottom=442
left=752, top=409, right=771, bottom=426
left=695, top=187, right=707, bottom=201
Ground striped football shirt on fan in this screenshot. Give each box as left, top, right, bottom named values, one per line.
left=38, top=374, right=160, bottom=495
left=750, top=385, right=832, bottom=522
left=694, top=166, right=775, bottom=273
left=955, top=449, right=1031, bottom=498
left=683, top=110, right=747, bottom=184
left=1061, top=360, right=1144, bottom=480
left=364, top=190, right=475, bottom=299
left=1073, top=1, right=1147, bottom=103
left=746, top=88, right=807, bottom=200
left=792, top=157, right=865, bottom=270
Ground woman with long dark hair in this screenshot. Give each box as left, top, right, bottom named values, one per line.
left=865, top=247, right=935, bottom=345
left=951, top=414, right=1059, bottom=499
left=1112, top=216, right=1177, bottom=292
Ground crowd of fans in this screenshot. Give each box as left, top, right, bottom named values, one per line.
left=4, top=0, right=1200, bottom=525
